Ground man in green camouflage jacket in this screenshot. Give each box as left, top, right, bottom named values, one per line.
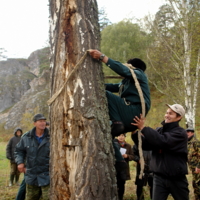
left=187, top=128, right=200, bottom=200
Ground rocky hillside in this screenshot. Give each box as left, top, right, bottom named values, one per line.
left=0, top=47, right=50, bottom=130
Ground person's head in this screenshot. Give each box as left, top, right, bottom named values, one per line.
left=14, top=128, right=23, bottom=137
left=33, top=113, right=46, bottom=130
left=164, top=104, right=185, bottom=123
left=117, top=133, right=126, bottom=142
left=186, top=128, right=195, bottom=138
left=46, top=121, right=50, bottom=128
left=127, top=58, right=146, bottom=71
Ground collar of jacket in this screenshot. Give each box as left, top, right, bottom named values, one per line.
left=28, top=127, right=49, bottom=138
left=160, top=120, right=180, bottom=132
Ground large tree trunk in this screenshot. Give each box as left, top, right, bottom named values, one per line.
left=48, top=0, right=118, bottom=199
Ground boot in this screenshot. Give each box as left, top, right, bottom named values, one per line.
left=111, top=121, right=124, bottom=138
left=15, top=174, right=20, bottom=185
left=9, top=175, right=14, bottom=187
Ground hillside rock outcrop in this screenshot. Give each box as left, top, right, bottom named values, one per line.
left=0, top=47, right=50, bottom=130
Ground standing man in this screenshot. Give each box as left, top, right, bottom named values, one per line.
left=6, top=128, right=23, bottom=186
left=15, top=114, right=50, bottom=200
left=187, top=128, right=200, bottom=199
left=131, top=104, right=189, bottom=200
left=89, top=49, right=151, bottom=137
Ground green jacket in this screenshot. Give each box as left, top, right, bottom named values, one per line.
left=105, top=58, right=151, bottom=113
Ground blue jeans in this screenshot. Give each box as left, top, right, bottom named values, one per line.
left=15, top=177, right=26, bottom=200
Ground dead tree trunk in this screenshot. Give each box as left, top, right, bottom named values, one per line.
left=49, top=0, right=118, bottom=199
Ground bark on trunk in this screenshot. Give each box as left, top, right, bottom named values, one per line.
left=49, top=0, right=118, bottom=199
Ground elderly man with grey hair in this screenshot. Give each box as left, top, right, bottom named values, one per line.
left=131, top=104, right=189, bottom=200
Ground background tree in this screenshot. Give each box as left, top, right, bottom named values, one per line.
left=48, top=0, right=118, bottom=199
left=145, top=0, right=200, bottom=128
left=101, top=20, right=152, bottom=83
left=98, top=7, right=112, bottom=31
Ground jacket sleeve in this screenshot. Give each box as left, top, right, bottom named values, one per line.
left=126, top=144, right=134, bottom=161
left=106, top=58, right=145, bottom=80
left=105, top=83, right=120, bottom=92
left=14, top=137, right=26, bottom=165
left=6, top=139, right=12, bottom=160
left=141, top=126, right=187, bottom=151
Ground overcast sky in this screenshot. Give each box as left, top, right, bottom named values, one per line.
left=0, top=0, right=165, bottom=59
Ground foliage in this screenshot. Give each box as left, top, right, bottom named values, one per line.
left=98, top=7, right=112, bottom=31
left=101, top=20, right=151, bottom=63
left=145, top=0, right=200, bottom=128
left=38, top=47, right=50, bottom=75
left=20, top=112, right=35, bottom=132
left=0, top=123, right=13, bottom=142
left=101, top=19, right=152, bottom=84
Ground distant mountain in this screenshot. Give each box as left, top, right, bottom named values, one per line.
left=0, top=47, right=50, bottom=130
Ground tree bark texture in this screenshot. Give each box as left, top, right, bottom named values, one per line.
left=49, top=0, right=118, bottom=199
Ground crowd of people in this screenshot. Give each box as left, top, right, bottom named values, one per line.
left=5, top=50, right=200, bottom=200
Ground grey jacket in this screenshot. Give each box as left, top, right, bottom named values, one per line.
left=15, top=127, right=50, bottom=186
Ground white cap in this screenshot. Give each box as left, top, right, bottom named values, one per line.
left=166, top=104, right=185, bottom=117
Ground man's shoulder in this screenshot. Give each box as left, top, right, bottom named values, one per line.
left=21, top=131, right=31, bottom=138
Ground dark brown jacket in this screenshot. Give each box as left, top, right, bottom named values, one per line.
left=114, top=139, right=134, bottom=180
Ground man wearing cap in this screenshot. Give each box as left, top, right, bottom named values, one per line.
left=131, top=104, right=189, bottom=200
left=187, top=128, right=200, bottom=199
left=15, top=113, right=50, bottom=200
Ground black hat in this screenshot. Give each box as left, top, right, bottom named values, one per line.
left=33, top=114, right=46, bottom=122
left=127, top=58, right=146, bottom=71
left=186, top=128, right=194, bottom=132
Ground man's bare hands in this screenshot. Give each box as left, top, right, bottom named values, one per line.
left=122, top=154, right=128, bottom=158
left=131, top=114, right=145, bottom=130
left=18, top=163, right=26, bottom=173
left=89, top=49, right=108, bottom=63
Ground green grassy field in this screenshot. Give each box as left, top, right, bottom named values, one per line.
left=0, top=142, right=23, bottom=200
left=0, top=141, right=195, bottom=200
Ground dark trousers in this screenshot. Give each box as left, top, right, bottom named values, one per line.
left=117, top=179, right=126, bottom=200
left=15, top=178, right=26, bottom=200
left=136, top=176, right=153, bottom=200
left=152, top=174, right=189, bottom=200
left=106, top=91, right=142, bottom=132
